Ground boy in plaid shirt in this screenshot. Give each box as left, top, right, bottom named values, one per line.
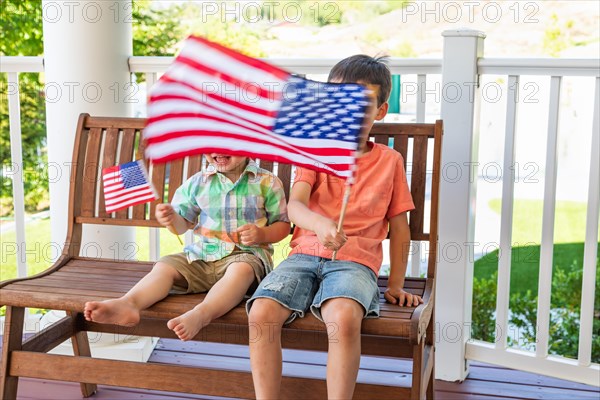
left=85, top=154, right=290, bottom=341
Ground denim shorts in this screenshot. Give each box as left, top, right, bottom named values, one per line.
left=246, top=254, right=380, bottom=324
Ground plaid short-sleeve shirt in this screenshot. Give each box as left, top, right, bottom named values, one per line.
left=172, top=160, right=289, bottom=273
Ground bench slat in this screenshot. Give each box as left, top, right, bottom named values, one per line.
left=167, top=159, right=185, bottom=203
left=410, top=135, right=428, bottom=238
left=116, top=128, right=138, bottom=219
left=10, top=351, right=411, bottom=399
left=259, top=159, right=274, bottom=172
left=394, top=135, right=409, bottom=169
left=68, top=258, right=153, bottom=271
left=0, top=287, right=416, bottom=337
left=278, top=162, right=293, bottom=201
left=98, top=127, right=120, bottom=219
left=80, top=127, right=102, bottom=218
left=9, top=279, right=138, bottom=293
left=53, top=271, right=145, bottom=283
left=373, top=135, right=388, bottom=145
left=149, top=162, right=166, bottom=220
left=187, top=155, right=203, bottom=178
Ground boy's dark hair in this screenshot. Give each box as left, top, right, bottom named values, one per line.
left=328, top=55, right=392, bottom=107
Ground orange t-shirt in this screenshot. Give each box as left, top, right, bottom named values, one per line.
left=290, top=142, right=415, bottom=275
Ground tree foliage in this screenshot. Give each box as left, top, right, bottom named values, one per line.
left=0, top=0, right=46, bottom=213
left=472, top=262, right=600, bottom=363
left=1, top=0, right=184, bottom=213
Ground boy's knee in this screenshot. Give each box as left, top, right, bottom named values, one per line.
left=226, top=262, right=255, bottom=278
left=248, top=298, right=287, bottom=326
left=152, top=262, right=181, bottom=279
left=322, top=299, right=363, bottom=339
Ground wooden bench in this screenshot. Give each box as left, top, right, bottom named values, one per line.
left=1, top=114, right=443, bottom=399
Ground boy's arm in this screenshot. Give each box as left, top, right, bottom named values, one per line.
left=384, top=212, right=423, bottom=307
left=237, top=221, right=290, bottom=246
left=288, top=181, right=346, bottom=250
left=155, top=203, right=195, bottom=235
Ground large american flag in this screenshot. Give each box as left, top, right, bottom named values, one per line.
left=102, top=160, right=158, bottom=213
left=144, top=35, right=369, bottom=179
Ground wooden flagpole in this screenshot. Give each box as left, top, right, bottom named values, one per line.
left=148, top=159, right=184, bottom=246
left=331, top=182, right=352, bottom=261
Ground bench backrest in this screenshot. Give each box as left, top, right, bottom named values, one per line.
left=67, top=114, right=442, bottom=278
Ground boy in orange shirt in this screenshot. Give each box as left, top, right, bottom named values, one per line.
left=246, top=55, right=423, bottom=399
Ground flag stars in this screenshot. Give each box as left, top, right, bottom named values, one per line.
left=273, top=77, right=367, bottom=147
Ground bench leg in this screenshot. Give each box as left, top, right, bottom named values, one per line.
left=426, top=311, right=435, bottom=399
left=426, top=361, right=435, bottom=400
left=411, top=340, right=426, bottom=400
left=68, top=312, right=97, bottom=397
left=1, top=306, right=25, bottom=400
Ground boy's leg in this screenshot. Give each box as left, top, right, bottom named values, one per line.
left=320, top=297, right=364, bottom=399
left=311, top=260, right=380, bottom=400
left=248, top=298, right=292, bottom=400
left=167, top=261, right=256, bottom=340
left=84, top=262, right=185, bottom=326
left=246, top=254, right=321, bottom=400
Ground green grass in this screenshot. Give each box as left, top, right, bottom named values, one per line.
left=474, top=243, right=589, bottom=295
left=1, top=218, right=292, bottom=282
left=1, top=218, right=53, bottom=281
left=487, top=199, right=590, bottom=244
left=474, top=199, right=598, bottom=295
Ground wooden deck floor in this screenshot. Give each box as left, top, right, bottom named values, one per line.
left=6, top=338, right=600, bottom=399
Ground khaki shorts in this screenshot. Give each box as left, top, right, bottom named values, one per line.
left=158, top=250, right=265, bottom=294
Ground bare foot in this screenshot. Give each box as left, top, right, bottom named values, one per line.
left=167, top=309, right=210, bottom=341
left=84, top=298, right=140, bottom=326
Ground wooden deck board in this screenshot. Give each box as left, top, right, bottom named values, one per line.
left=3, top=338, right=599, bottom=399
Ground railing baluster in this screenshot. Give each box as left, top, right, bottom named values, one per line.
left=145, top=72, right=161, bottom=261
left=416, top=74, right=426, bottom=123
left=495, top=75, right=519, bottom=350
left=578, top=77, right=600, bottom=366
left=7, top=72, right=27, bottom=278
left=410, top=74, right=427, bottom=277
left=536, top=76, right=562, bottom=358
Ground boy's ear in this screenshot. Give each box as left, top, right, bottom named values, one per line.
left=375, top=102, right=389, bottom=121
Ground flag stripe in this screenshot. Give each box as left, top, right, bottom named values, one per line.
left=144, top=129, right=356, bottom=160
left=162, top=64, right=282, bottom=114
left=150, top=78, right=279, bottom=125
left=106, top=194, right=157, bottom=213
left=187, top=35, right=289, bottom=81
left=144, top=136, right=354, bottom=176
left=175, top=54, right=277, bottom=101
left=105, top=186, right=157, bottom=204
left=147, top=100, right=274, bottom=134
left=149, top=91, right=275, bottom=132
left=144, top=118, right=358, bottom=152
left=147, top=146, right=353, bottom=179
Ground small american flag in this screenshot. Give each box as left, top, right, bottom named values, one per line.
left=102, top=160, right=158, bottom=213
left=144, top=35, right=369, bottom=179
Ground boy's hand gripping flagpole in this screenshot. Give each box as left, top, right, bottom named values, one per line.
left=172, top=227, right=184, bottom=245
left=331, top=182, right=352, bottom=261
left=147, top=159, right=184, bottom=246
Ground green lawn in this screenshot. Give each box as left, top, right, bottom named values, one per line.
left=474, top=199, right=598, bottom=295
left=487, top=199, right=590, bottom=244
left=1, top=218, right=292, bottom=281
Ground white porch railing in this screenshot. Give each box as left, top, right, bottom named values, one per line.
left=465, top=58, right=600, bottom=385
left=2, top=33, right=599, bottom=385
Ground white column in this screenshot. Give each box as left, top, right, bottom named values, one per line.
left=435, top=29, right=485, bottom=381
left=43, top=0, right=134, bottom=259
